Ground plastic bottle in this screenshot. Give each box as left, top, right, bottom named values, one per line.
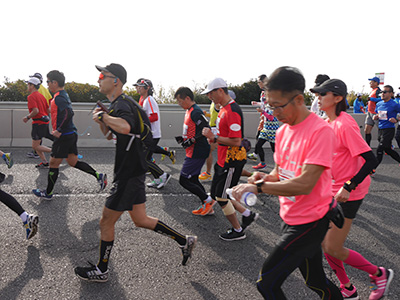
left=226, top=188, right=257, bottom=206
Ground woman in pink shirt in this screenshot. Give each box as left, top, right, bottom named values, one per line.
left=315, top=79, right=393, bottom=300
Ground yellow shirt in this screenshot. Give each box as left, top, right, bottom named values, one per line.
left=38, top=85, right=52, bottom=105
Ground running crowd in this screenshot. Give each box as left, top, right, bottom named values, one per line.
left=0, top=65, right=396, bottom=300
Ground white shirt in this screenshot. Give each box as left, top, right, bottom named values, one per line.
left=143, top=96, right=161, bottom=138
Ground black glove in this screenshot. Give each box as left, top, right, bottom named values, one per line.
left=175, top=136, right=184, bottom=144
left=182, top=138, right=195, bottom=149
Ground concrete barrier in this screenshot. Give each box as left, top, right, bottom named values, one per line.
left=0, top=102, right=379, bottom=148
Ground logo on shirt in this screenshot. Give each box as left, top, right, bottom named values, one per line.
left=230, top=124, right=241, bottom=131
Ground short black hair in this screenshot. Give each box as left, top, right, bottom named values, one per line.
left=265, top=66, right=305, bottom=94
left=258, top=74, right=267, bottom=82
left=174, top=87, right=194, bottom=101
left=384, top=85, right=394, bottom=93
left=47, top=70, right=65, bottom=87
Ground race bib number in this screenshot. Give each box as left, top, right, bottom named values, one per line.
left=278, top=167, right=296, bottom=202
left=378, top=110, right=387, bottom=120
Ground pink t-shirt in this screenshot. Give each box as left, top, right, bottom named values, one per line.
left=274, top=113, right=334, bottom=225
left=328, top=112, right=371, bottom=200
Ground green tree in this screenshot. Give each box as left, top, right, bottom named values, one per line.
left=0, top=78, right=28, bottom=101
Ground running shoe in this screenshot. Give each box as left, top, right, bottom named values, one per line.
left=32, top=189, right=53, bottom=200
left=340, top=284, right=359, bottom=300
left=27, top=151, right=40, bottom=159
left=24, top=214, right=39, bottom=240
left=97, top=173, right=107, bottom=191
left=247, top=152, right=258, bottom=161
left=219, top=228, right=246, bottom=241
left=181, top=235, right=197, bottom=266
left=157, top=173, right=171, bottom=189
left=147, top=178, right=161, bottom=188
left=169, top=150, right=176, bottom=164
left=151, top=157, right=156, bottom=163
left=242, top=212, right=260, bottom=230
left=192, top=204, right=205, bottom=215
left=0, top=172, right=5, bottom=183
left=198, top=171, right=212, bottom=180
left=3, top=153, right=13, bottom=169
left=252, top=162, right=266, bottom=170
left=35, top=162, right=49, bottom=169
left=74, top=262, right=109, bottom=282
left=161, top=147, right=169, bottom=161
left=369, top=267, right=394, bottom=300
left=200, top=200, right=216, bottom=216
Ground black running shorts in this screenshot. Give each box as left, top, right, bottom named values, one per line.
left=339, top=199, right=363, bottom=219
left=31, top=123, right=52, bottom=141
left=105, top=174, right=146, bottom=211
left=51, top=133, right=78, bottom=158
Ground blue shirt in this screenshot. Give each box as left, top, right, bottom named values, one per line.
left=375, top=99, right=400, bottom=129
left=353, top=98, right=365, bottom=113
left=394, top=97, right=400, bottom=105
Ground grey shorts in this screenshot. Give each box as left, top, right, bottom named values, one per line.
left=365, top=112, right=378, bottom=127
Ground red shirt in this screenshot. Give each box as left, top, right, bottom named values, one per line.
left=216, top=100, right=246, bottom=167
left=27, top=91, right=50, bottom=125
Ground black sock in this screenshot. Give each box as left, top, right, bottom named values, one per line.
left=153, top=220, right=186, bottom=246
left=74, top=161, right=98, bottom=178
left=97, top=240, right=114, bottom=272
left=47, top=168, right=59, bottom=195
left=366, top=133, right=371, bottom=146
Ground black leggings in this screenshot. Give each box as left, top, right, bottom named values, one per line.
left=145, top=138, right=164, bottom=178
left=257, top=245, right=342, bottom=299
left=0, top=189, right=24, bottom=216
left=179, top=176, right=208, bottom=203
left=376, top=128, right=400, bottom=166
left=255, top=139, right=275, bottom=162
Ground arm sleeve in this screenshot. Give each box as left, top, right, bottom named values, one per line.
left=56, top=107, right=73, bottom=132
left=350, top=151, right=377, bottom=187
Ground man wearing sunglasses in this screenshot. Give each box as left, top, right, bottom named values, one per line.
left=372, top=85, right=400, bottom=172
left=74, top=63, right=197, bottom=282
left=231, top=67, right=342, bottom=299
left=32, top=70, right=107, bottom=200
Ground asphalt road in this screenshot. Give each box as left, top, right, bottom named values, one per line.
left=0, top=148, right=399, bottom=300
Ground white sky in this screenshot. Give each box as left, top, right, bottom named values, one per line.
left=1, top=0, right=400, bottom=94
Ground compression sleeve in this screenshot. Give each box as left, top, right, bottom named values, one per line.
left=350, top=151, right=377, bottom=188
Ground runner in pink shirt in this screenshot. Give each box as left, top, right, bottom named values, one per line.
left=314, top=79, right=393, bottom=300
left=232, top=67, right=342, bottom=299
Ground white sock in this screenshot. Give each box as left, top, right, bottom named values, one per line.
left=204, top=196, right=212, bottom=204
left=234, top=227, right=243, bottom=233
left=242, top=209, right=251, bottom=217
left=20, top=212, right=28, bottom=223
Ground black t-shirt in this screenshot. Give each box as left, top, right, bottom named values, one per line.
left=109, top=94, right=147, bottom=181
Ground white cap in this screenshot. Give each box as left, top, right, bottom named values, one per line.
left=357, top=93, right=362, bottom=97
left=201, top=78, right=227, bottom=94
left=26, top=77, right=41, bottom=85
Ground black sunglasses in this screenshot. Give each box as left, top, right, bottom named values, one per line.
left=320, top=92, right=340, bottom=97
left=382, top=91, right=392, bottom=94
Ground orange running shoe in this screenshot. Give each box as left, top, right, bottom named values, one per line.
left=192, top=204, right=205, bottom=215
left=200, top=200, right=216, bottom=216
left=199, top=171, right=212, bottom=180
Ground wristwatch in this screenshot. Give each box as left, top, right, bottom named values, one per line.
left=213, top=135, right=219, bottom=143
left=98, top=112, right=105, bottom=122
left=343, top=180, right=356, bottom=192
left=256, top=181, right=264, bottom=194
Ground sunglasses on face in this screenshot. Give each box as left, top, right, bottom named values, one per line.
left=99, top=73, right=116, bottom=80
left=382, top=91, right=391, bottom=94
left=320, top=92, right=340, bottom=97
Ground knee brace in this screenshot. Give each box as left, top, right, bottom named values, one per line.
left=216, top=197, right=235, bottom=216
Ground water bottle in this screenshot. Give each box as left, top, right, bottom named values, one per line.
left=226, top=188, right=257, bottom=206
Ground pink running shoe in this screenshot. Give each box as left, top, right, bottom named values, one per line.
left=369, top=267, right=394, bottom=300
